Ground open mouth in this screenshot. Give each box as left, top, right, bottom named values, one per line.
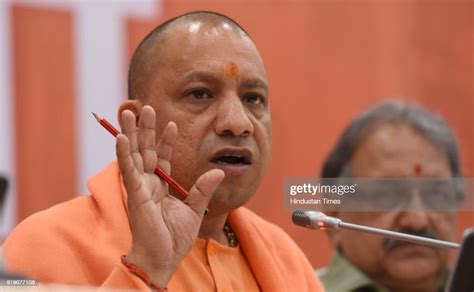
left=211, top=155, right=251, bottom=165
left=210, top=148, right=253, bottom=166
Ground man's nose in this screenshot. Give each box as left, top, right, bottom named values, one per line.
left=397, top=193, right=431, bottom=230
left=398, top=211, right=431, bottom=231
left=214, top=95, right=254, bottom=137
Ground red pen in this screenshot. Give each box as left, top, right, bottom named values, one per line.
left=92, top=112, right=189, bottom=199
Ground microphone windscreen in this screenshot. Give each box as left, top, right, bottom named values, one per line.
left=292, top=210, right=311, bottom=227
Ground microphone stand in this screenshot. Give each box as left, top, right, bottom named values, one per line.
left=292, top=210, right=460, bottom=250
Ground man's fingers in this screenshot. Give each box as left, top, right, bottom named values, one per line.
left=186, top=169, right=225, bottom=215
left=138, top=106, right=157, bottom=173
left=121, top=110, right=143, bottom=173
left=156, top=122, right=177, bottom=174
left=116, top=134, right=141, bottom=194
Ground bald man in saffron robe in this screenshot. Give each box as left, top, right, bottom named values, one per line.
left=3, top=11, right=323, bottom=291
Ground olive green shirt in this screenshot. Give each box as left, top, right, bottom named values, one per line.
left=319, top=252, right=388, bottom=292
left=319, top=252, right=448, bottom=292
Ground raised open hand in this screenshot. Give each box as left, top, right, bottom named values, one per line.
left=116, top=105, right=224, bottom=287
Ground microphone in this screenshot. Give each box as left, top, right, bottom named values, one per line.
left=292, top=210, right=460, bottom=250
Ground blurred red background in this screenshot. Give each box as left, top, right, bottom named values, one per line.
left=3, top=0, right=473, bottom=268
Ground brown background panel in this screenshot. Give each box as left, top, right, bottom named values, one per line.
left=13, top=5, right=77, bottom=221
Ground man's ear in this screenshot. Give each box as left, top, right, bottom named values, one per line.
left=118, top=99, right=143, bottom=128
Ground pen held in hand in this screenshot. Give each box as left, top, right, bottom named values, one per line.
left=92, top=112, right=189, bottom=199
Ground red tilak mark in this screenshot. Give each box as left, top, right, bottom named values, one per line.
left=414, top=163, right=422, bottom=176
left=225, top=61, right=239, bottom=79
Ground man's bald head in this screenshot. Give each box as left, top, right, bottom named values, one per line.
left=128, top=11, right=250, bottom=101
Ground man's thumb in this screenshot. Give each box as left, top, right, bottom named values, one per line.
left=186, top=169, right=225, bottom=214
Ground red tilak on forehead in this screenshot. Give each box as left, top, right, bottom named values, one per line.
left=225, top=61, right=239, bottom=79
left=414, top=163, right=422, bottom=176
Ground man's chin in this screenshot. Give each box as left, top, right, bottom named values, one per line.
left=207, top=186, right=254, bottom=212
left=382, top=246, right=442, bottom=282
